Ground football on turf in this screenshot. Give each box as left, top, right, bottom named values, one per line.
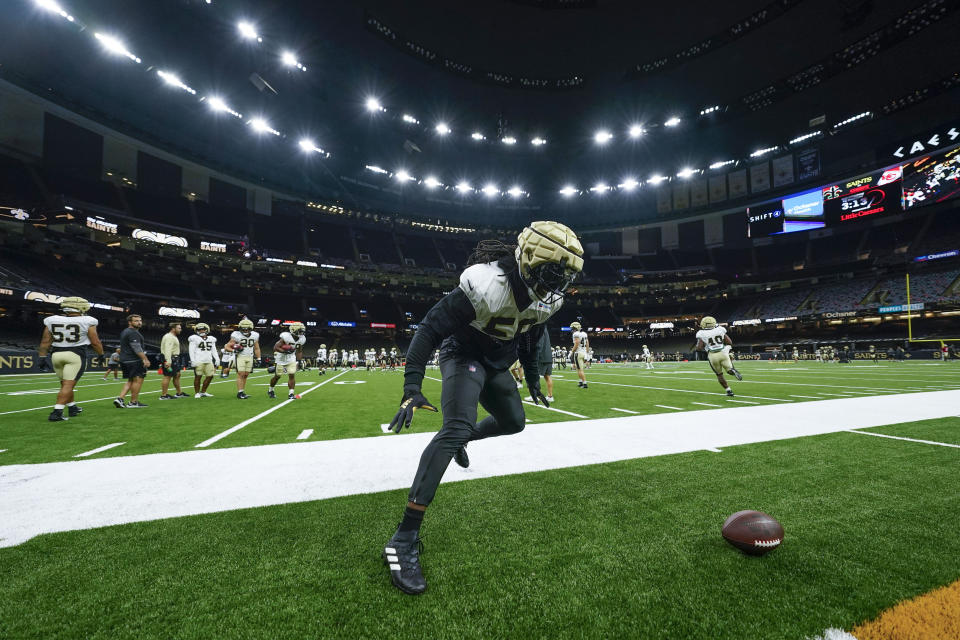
left=721, top=510, right=784, bottom=556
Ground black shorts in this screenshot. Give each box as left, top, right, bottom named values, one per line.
left=121, top=360, right=147, bottom=380
left=539, top=361, right=553, bottom=377
left=107, top=363, right=120, bottom=370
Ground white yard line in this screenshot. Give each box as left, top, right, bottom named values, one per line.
left=521, top=401, right=588, bottom=419
left=0, top=373, right=275, bottom=416
left=296, top=429, right=313, bottom=441
left=195, top=370, right=349, bottom=448
left=691, top=402, right=721, bottom=407
left=789, top=395, right=823, bottom=399
left=655, top=405, right=684, bottom=411
left=846, top=429, right=960, bottom=449
left=586, top=371, right=905, bottom=393
left=582, top=378, right=794, bottom=403
left=726, top=399, right=759, bottom=404
left=818, top=393, right=852, bottom=397
left=705, top=447, right=722, bottom=453
left=74, top=442, right=125, bottom=458
left=610, top=407, right=639, bottom=414
left=0, top=449, right=6, bottom=454
left=4, top=391, right=958, bottom=548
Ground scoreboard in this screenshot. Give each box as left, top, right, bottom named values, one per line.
left=822, top=166, right=902, bottom=225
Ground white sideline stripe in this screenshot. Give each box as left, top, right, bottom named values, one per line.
left=705, top=447, right=722, bottom=453
left=789, top=395, right=823, bottom=399
left=74, top=443, right=125, bottom=458
left=846, top=429, right=960, bottom=449
left=691, top=402, right=721, bottom=407
left=611, top=407, right=639, bottom=414
left=3, top=391, right=959, bottom=548
left=583, top=379, right=794, bottom=403
left=296, top=430, right=313, bottom=441
left=195, top=370, right=349, bottom=448
left=727, top=399, right=759, bottom=404
left=521, top=401, right=587, bottom=418
left=0, top=372, right=275, bottom=416
left=806, top=628, right=859, bottom=640
left=655, top=405, right=684, bottom=411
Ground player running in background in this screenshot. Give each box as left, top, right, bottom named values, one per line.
left=102, top=347, right=121, bottom=380
left=224, top=318, right=261, bottom=399
left=159, top=322, right=187, bottom=399
left=328, top=347, right=339, bottom=370
left=36, top=296, right=104, bottom=421
left=528, top=329, right=555, bottom=403
left=316, top=343, right=327, bottom=376
left=220, top=343, right=235, bottom=378
left=188, top=323, right=219, bottom=398
left=365, top=348, right=376, bottom=371
left=382, top=221, right=583, bottom=595
left=269, top=322, right=306, bottom=399
left=694, top=316, right=742, bottom=397
left=815, top=347, right=823, bottom=363
left=570, top=321, right=589, bottom=388
left=509, top=360, right=524, bottom=388
left=642, top=344, right=654, bottom=369
left=792, top=347, right=799, bottom=363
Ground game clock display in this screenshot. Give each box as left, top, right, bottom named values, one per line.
left=822, top=166, right=903, bottom=225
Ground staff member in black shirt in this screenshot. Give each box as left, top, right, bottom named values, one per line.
left=114, top=314, right=151, bottom=408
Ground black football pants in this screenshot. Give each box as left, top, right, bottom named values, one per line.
left=408, top=354, right=526, bottom=506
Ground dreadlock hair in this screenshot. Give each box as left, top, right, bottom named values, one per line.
left=466, top=239, right=518, bottom=271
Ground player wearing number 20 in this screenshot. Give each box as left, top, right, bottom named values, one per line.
left=382, top=221, right=584, bottom=595
left=36, top=296, right=105, bottom=421
left=694, top=316, right=743, bottom=397
left=224, top=318, right=261, bottom=399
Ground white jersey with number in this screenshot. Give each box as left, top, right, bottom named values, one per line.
left=44, top=314, right=98, bottom=348
left=459, top=261, right=560, bottom=341
left=696, top=326, right=728, bottom=353
left=275, top=331, right=306, bottom=365
left=317, top=347, right=327, bottom=360
left=229, top=330, right=260, bottom=357
left=189, top=334, right=220, bottom=364
left=572, top=330, right=588, bottom=355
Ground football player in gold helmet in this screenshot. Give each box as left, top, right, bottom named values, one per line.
left=382, top=221, right=583, bottom=595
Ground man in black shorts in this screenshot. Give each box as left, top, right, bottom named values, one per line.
left=114, top=314, right=151, bottom=408
left=102, top=348, right=121, bottom=380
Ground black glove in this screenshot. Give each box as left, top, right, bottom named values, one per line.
left=36, top=355, right=52, bottom=372
left=390, top=387, right=438, bottom=433
left=526, top=377, right=550, bottom=407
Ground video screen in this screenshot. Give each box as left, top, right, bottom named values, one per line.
left=902, top=146, right=960, bottom=210
left=779, top=188, right=826, bottom=234
left=746, top=201, right=785, bottom=237
left=822, top=166, right=902, bottom=225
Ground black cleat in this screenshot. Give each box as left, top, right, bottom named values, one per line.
left=730, top=368, right=743, bottom=381
left=113, top=397, right=126, bottom=409
left=67, top=405, right=82, bottom=417
left=48, top=410, right=67, bottom=422
left=159, top=394, right=174, bottom=400
left=127, top=401, right=148, bottom=408
left=454, top=445, right=469, bottom=468
left=174, top=392, right=189, bottom=398
left=726, top=389, right=735, bottom=397
left=267, top=389, right=276, bottom=399
left=237, top=391, right=250, bottom=399
left=383, top=530, right=427, bottom=595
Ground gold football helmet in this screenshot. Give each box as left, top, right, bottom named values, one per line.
left=289, top=322, right=306, bottom=337
left=515, top=221, right=584, bottom=304
left=59, top=296, right=91, bottom=314
left=570, top=321, right=582, bottom=331
left=194, top=322, right=211, bottom=336
left=238, top=318, right=254, bottom=336
left=700, top=316, right=717, bottom=330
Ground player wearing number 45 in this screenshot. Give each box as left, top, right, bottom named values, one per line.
left=694, top=316, right=743, bottom=396
left=224, top=318, right=261, bottom=399
left=269, top=322, right=306, bottom=400
left=382, top=221, right=584, bottom=595
left=188, top=323, right=220, bottom=398
left=36, top=296, right=105, bottom=422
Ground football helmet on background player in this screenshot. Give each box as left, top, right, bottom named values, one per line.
left=195, top=322, right=210, bottom=337
left=59, top=296, right=91, bottom=314
left=700, top=316, right=717, bottom=330
left=515, top=221, right=584, bottom=304
left=289, top=322, right=306, bottom=337
left=570, top=321, right=582, bottom=331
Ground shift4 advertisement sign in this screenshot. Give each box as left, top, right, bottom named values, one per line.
left=823, top=166, right=902, bottom=225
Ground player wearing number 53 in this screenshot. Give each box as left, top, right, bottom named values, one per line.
left=381, top=221, right=584, bottom=595
left=36, top=296, right=105, bottom=421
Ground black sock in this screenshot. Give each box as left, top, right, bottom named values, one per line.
left=398, top=506, right=425, bottom=534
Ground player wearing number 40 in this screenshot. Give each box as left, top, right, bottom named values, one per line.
left=36, top=296, right=105, bottom=422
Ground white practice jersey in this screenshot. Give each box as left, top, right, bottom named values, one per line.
left=229, top=330, right=260, bottom=357
left=459, top=261, right=560, bottom=341
left=696, top=326, right=728, bottom=353
left=189, top=334, right=219, bottom=364
left=572, top=331, right=588, bottom=354
left=275, top=331, right=306, bottom=365
left=328, top=350, right=338, bottom=362
left=44, top=314, right=98, bottom=348
left=221, top=348, right=235, bottom=362
left=317, top=347, right=327, bottom=360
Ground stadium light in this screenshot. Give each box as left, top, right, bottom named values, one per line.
left=424, top=176, right=441, bottom=189
left=435, top=122, right=451, bottom=135
left=709, top=159, right=735, bottom=170
left=156, top=70, right=196, bottom=95
left=365, top=97, right=385, bottom=113
left=204, top=96, right=241, bottom=118
left=298, top=139, right=328, bottom=156
left=502, top=136, right=517, bottom=145
left=750, top=146, right=778, bottom=158
left=402, top=114, right=420, bottom=124
left=677, top=167, right=697, bottom=179
left=628, top=124, right=644, bottom=139
left=507, top=186, right=524, bottom=198
left=594, top=129, right=613, bottom=145
left=531, top=137, right=547, bottom=146
left=790, top=131, right=821, bottom=145
left=456, top=181, right=473, bottom=193
left=482, top=183, right=499, bottom=197
left=648, top=174, right=667, bottom=185
left=281, top=51, right=306, bottom=71
left=471, top=131, right=486, bottom=141
left=35, top=0, right=74, bottom=22
left=699, top=106, right=720, bottom=115
left=664, top=116, right=681, bottom=127
left=365, top=165, right=388, bottom=174
left=249, top=118, right=279, bottom=136
left=619, top=178, right=639, bottom=191
left=590, top=182, right=609, bottom=193
left=395, top=170, right=415, bottom=182
left=559, top=185, right=578, bottom=197
left=94, top=33, right=141, bottom=63
left=238, top=21, right=261, bottom=42
left=833, top=111, right=872, bottom=129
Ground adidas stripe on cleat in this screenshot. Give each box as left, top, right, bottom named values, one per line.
left=383, top=533, right=427, bottom=595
